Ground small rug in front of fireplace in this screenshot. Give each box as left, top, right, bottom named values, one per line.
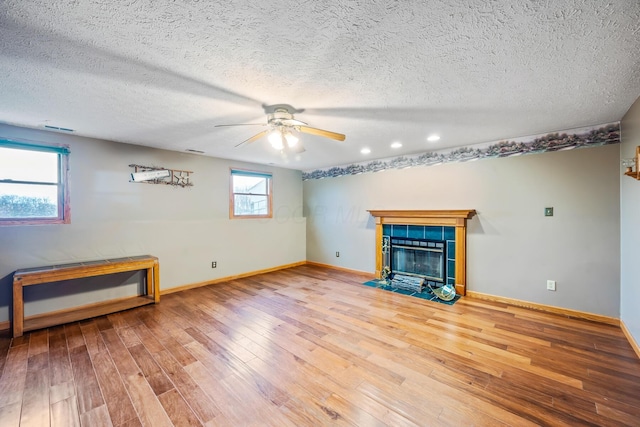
left=363, top=280, right=461, bottom=305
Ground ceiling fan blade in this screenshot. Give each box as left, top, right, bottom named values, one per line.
left=215, top=123, right=266, bottom=127
left=235, top=130, right=269, bottom=147
left=298, top=126, right=345, bottom=141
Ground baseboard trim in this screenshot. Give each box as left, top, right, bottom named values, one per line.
left=466, top=291, right=620, bottom=326
left=620, top=320, right=640, bottom=359
left=3, top=264, right=626, bottom=337
left=161, top=261, right=307, bottom=295
left=304, top=261, right=375, bottom=278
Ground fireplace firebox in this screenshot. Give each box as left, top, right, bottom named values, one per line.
left=390, top=237, right=445, bottom=287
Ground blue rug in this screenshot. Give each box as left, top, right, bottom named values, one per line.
left=363, top=280, right=460, bottom=305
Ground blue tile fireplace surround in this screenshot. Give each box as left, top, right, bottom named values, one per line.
left=383, top=224, right=457, bottom=287
left=368, top=210, right=476, bottom=295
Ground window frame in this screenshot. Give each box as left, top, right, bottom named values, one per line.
left=0, top=138, right=71, bottom=226
left=229, top=168, right=273, bottom=219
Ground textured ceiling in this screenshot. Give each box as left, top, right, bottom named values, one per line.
left=1, top=0, right=639, bottom=171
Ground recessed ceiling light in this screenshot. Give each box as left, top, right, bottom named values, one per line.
left=391, top=141, right=402, bottom=149
left=361, top=147, right=371, bottom=154
left=427, top=134, right=440, bottom=142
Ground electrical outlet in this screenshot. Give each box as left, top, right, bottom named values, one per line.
left=546, top=280, right=556, bottom=291
left=336, top=251, right=340, bottom=257
left=211, top=261, right=217, bottom=268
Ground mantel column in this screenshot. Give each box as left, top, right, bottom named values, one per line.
left=374, top=217, right=383, bottom=278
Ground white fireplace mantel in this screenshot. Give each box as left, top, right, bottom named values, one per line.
left=368, top=210, right=476, bottom=295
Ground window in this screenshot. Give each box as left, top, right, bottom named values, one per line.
left=0, top=139, right=70, bottom=225
left=230, top=169, right=272, bottom=219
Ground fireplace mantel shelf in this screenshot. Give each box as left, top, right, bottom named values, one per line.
left=368, top=210, right=476, bottom=227
left=368, top=209, right=476, bottom=295
left=368, top=210, right=476, bottom=219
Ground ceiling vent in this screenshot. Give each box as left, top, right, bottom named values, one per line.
left=44, top=125, right=74, bottom=132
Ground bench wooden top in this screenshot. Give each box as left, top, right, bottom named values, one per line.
left=13, top=255, right=159, bottom=286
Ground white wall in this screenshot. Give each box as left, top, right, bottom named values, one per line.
left=304, top=144, right=620, bottom=317
left=0, top=124, right=306, bottom=322
left=621, top=96, right=640, bottom=347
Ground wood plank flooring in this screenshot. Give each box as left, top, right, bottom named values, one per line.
left=0, top=265, right=638, bottom=426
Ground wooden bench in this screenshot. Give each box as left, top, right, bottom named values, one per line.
left=13, top=255, right=159, bottom=337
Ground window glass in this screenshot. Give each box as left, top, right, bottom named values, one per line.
left=232, top=175, right=267, bottom=195
left=0, top=147, right=58, bottom=182
left=0, top=183, right=58, bottom=218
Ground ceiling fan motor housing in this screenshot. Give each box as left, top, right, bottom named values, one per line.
left=268, top=108, right=295, bottom=125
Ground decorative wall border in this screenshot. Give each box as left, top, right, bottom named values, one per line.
left=302, top=123, right=620, bottom=180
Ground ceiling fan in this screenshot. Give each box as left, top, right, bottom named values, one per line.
left=215, top=105, right=346, bottom=152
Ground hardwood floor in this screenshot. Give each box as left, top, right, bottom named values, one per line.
left=0, top=265, right=639, bottom=426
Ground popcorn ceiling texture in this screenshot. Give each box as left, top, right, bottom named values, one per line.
left=0, top=0, right=639, bottom=170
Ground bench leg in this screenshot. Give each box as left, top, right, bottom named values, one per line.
left=146, top=267, right=153, bottom=298
left=145, top=263, right=160, bottom=303
left=13, top=281, right=24, bottom=338
left=153, top=263, right=160, bottom=303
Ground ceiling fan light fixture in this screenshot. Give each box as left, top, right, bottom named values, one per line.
left=268, top=130, right=284, bottom=150
left=284, top=131, right=299, bottom=147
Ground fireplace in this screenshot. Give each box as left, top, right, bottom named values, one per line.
left=368, top=210, right=476, bottom=295
left=390, top=237, right=445, bottom=286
